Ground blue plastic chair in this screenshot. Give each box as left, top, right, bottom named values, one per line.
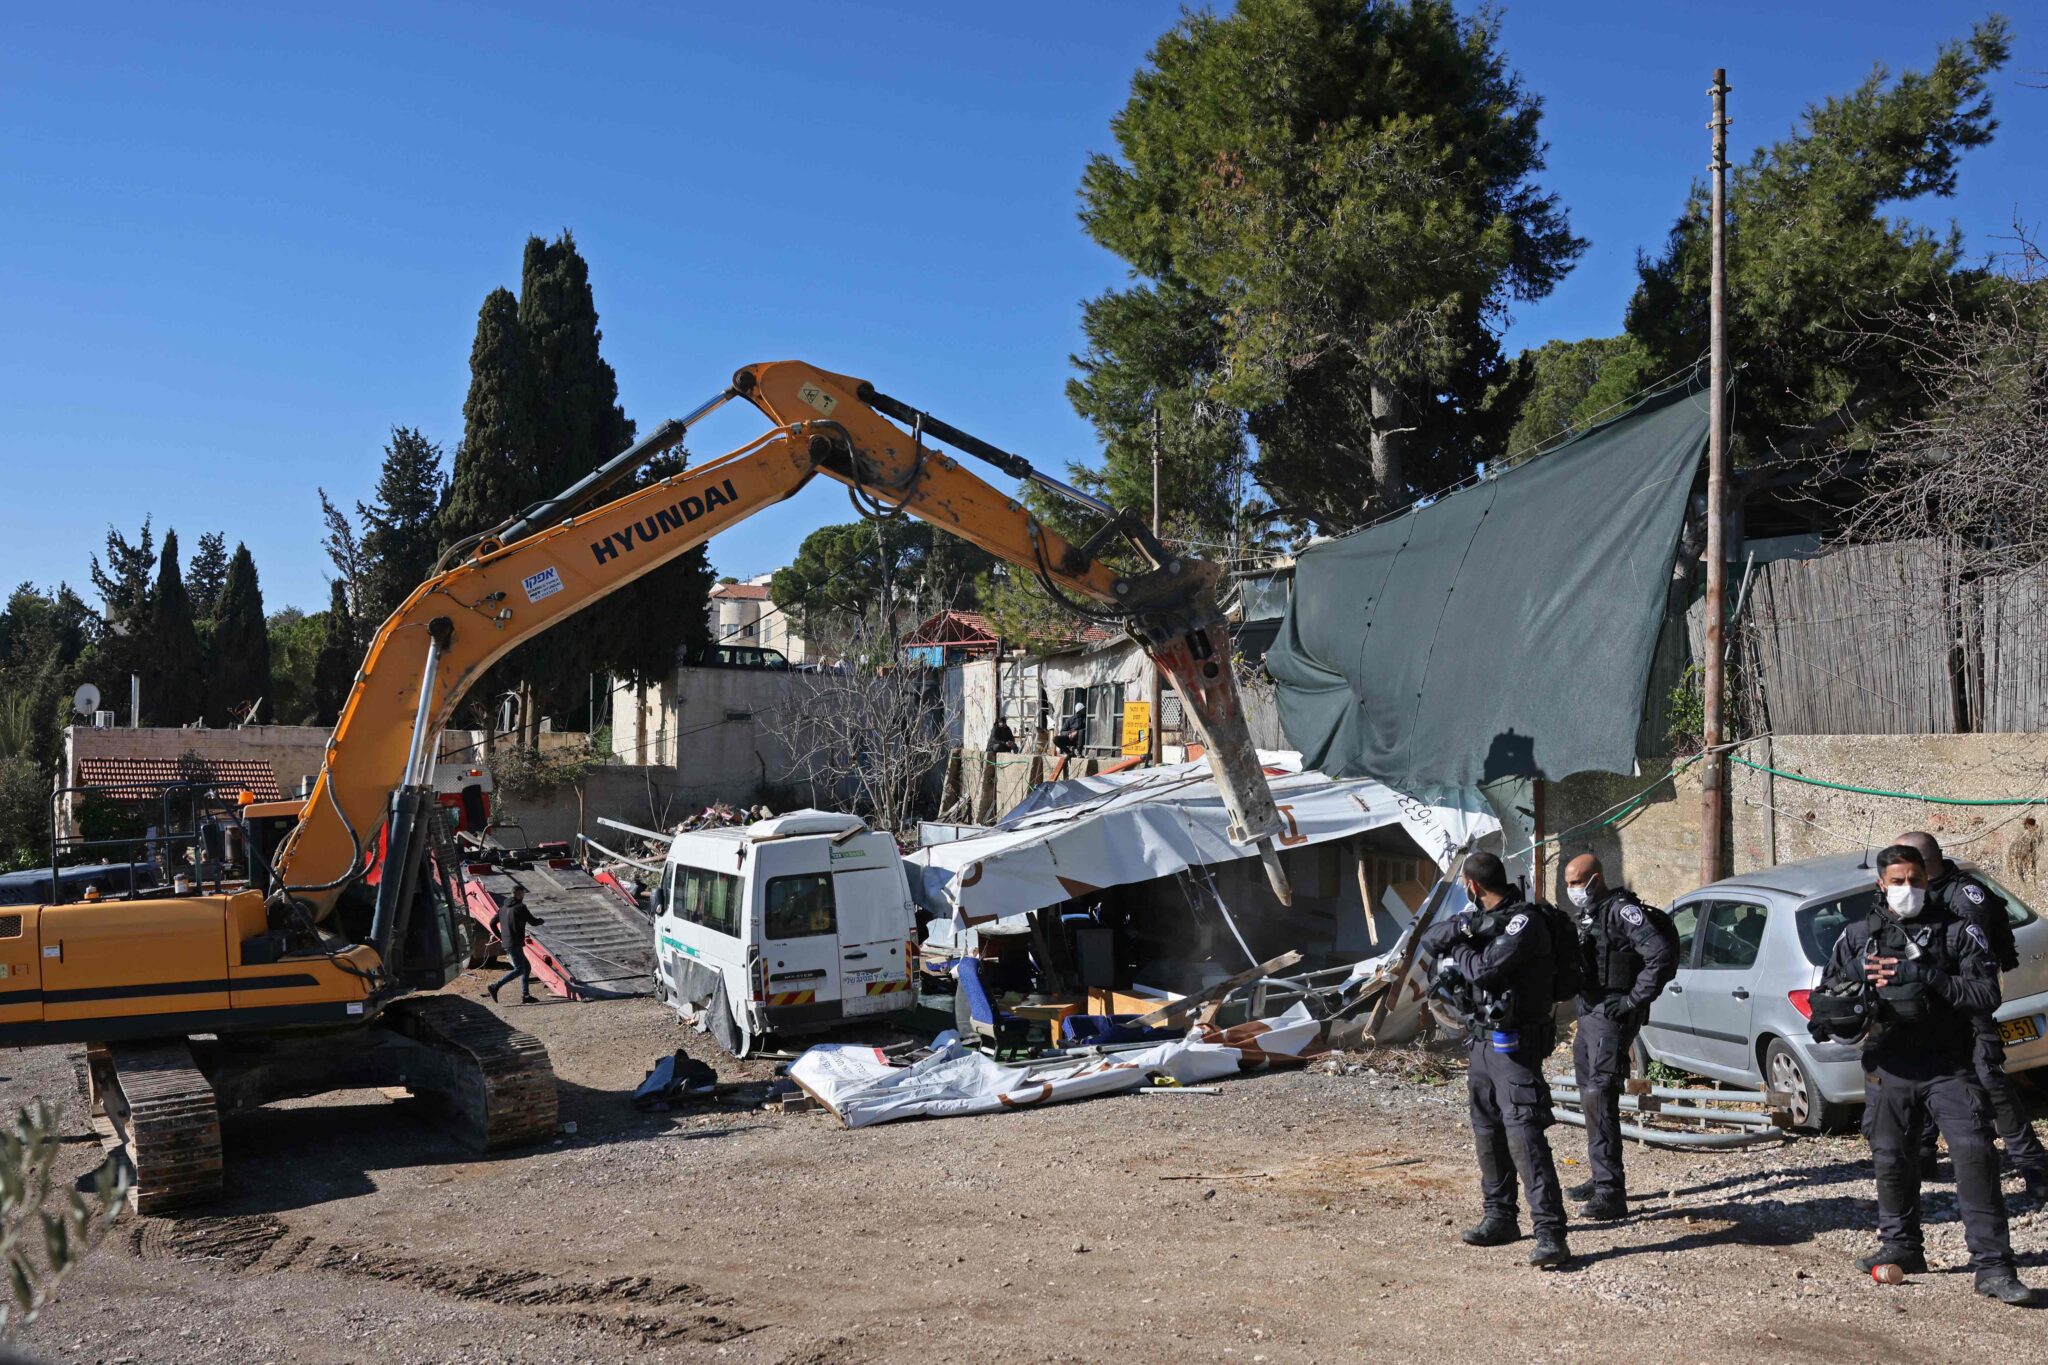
left=955, top=958, right=1032, bottom=1053
left=1059, top=1013, right=1181, bottom=1048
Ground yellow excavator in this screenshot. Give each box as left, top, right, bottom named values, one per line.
left=3, top=361, right=1287, bottom=1210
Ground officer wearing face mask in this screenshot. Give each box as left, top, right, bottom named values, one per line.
left=1810, top=844, right=2033, bottom=1304
left=1417, top=851, right=1571, bottom=1269
left=1897, top=831, right=2048, bottom=1201
left=1561, top=853, right=1677, bottom=1221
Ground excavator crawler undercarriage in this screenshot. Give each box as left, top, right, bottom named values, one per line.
left=80, top=997, right=555, bottom=1213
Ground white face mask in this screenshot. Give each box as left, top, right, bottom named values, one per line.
left=1566, top=884, right=1593, bottom=910
left=1885, top=884, right=1926, bottom=918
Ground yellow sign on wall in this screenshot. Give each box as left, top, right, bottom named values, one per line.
left=1121, top=700, right=1151, bottom=758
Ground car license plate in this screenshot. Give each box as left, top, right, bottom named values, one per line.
left=1999, top=1016, right=2042, bottom=1045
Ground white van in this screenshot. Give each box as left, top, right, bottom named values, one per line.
left=652, top=810, right=917, bottom=1056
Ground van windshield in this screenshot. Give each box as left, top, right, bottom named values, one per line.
left=765, top=874, right=836, bottom=939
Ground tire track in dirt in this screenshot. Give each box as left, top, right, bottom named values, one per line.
left=126, top=1214, right=758, bottom=1345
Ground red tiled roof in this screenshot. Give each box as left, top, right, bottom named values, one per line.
left=712, top=582, right=770, bottom=600
left=75, top=757, right=284, bottom=804
left=902, top=610, right=999, bottom=647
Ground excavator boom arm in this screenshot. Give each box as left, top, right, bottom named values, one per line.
left=278, top=361, right=1283, bottom=922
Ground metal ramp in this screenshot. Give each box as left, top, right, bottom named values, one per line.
left=461, top=861, right=654, bottom=1001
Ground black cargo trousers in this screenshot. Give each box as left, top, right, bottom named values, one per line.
left=1868, top=1049, right=2015, bottom=1272
left=1917, top=1020, right=2048, bottom=1179
left=1571, top=1006, right=1637, bottom=1199
left=1468, top=1025, right=1567, bottom=1238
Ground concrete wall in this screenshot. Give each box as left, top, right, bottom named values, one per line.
left=489, top=763, right=736, bottom=847
left=610, top=665, right=798, bottom=780
left=1542, top=759, right=1707, bottom=910
left=1543, top=733, right=2048, bottom=912
left=1726, top=734, right=2048, bottom=905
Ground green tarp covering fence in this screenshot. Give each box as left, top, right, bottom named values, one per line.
left=1265, top=387, right=1710, bottom=788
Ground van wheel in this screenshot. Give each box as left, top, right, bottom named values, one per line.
left=1764, top=1037, right=1854, bottom=1134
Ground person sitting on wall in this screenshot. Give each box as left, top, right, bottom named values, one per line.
left=1054, top=704, right=1087, bottom=757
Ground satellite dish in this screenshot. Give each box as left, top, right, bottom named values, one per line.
left=72, top=683, right=101, bottom=717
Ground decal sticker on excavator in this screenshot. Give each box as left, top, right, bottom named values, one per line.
left=522, top=566, right=564, bottom=603
left=589, top=479, right=741, bottom=566
left=797, top=381, right=838, bottom=416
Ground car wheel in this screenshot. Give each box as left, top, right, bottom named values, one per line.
left=1764, top=1037, right=1854, bottom=1134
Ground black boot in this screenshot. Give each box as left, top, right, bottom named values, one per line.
left=1580, top=1192, right=1628, bottom=1221
left=1855, top=1245, right=1928, bottom=1276
left=488, top=981, right=501, bottom=1002
left=1975, top=1266, right=2036, bottom=1306
left=1460, top=1216, right=1520, bottom=1247
left=1528, top=1234, right=1570, bottom=1269
left=1564, top=1180, right=1596, bottom=1201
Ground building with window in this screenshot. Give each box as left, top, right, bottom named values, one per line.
left=710, top=575, right=805, bottom=664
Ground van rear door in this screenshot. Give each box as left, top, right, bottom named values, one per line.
left=759, top=871, right=840, bottom=1012
left=835, top=866, right=912, bottom=1016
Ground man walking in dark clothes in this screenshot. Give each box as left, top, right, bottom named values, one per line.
left=489, top=884, right=546, bottom=1004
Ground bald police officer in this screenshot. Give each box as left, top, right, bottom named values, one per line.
left=1562, top=853, right=1677, bottom=1221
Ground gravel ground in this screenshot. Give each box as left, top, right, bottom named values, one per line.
left=9, top=971, right=2048, bottom=1363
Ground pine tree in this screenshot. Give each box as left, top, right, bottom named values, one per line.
left=142, top=531, right=205, bottom=726
left=310, top=580, right=358, bottom=726
left=440, top=288, right=537, bottom=542
left=358, top=427, right=447, bottom=629
left=1624, top=20, right=2009, bottom=461
left=87, top=519, right=154, bottom=709
left=207, top=544, right=270, bottom=725
left=1076, top=0, right=1584, bottom=531
left=184, top=531, right=231, bottom=616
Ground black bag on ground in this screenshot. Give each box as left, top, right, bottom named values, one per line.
left=633, top=1052, right=719, bottom=1110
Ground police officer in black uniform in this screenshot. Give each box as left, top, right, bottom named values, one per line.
left=1899, top=830, right=2048, bottom=1200
left=1810, top=843, right=2032, bottom=1304
left=1561, top=853, right=1677, bottom=1221
left=1418, top=851, right=1570, bottom=1268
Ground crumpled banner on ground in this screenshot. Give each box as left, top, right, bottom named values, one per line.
left=789, top=1006, right=1324, bottom=1129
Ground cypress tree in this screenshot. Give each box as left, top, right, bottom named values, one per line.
left=208, top=544, right=270, bottom=725
left=143, top=531, right=206, bottom=726
left=310, top=579, right=358, bottom=726
left=440, top=288, right=537, bottom=542
left=359, top=427, right=447, bottom=628
left=184, top=531, right=231, bottom=616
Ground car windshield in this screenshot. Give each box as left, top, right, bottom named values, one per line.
left=1796, top=889, right=1876, bottom=967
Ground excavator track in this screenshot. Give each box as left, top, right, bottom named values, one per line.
left=88, top=1039, right=224, bottom=1214
left=381, top=995, right=557, bottom=1150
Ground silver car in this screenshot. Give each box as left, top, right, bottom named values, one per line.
left=1635, top=851, right=2048, bottom=1131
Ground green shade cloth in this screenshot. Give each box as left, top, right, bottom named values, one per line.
left=1266, top=387, right=1709, bottom=787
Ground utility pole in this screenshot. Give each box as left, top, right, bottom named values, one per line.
left=1149, top=406, right=1164, bottom=766
left=1700, top=68, right=1731, bottom=885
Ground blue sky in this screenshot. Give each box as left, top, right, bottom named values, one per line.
left=5, top=2, right=2043, bottom=613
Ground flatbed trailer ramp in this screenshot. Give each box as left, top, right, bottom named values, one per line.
left=461, top=862, right=655, bottom=1001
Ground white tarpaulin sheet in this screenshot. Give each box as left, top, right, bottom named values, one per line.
left=789, top=1007, right=1323, bottom=1129
left=910, top=752, right=1496, bottom=923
